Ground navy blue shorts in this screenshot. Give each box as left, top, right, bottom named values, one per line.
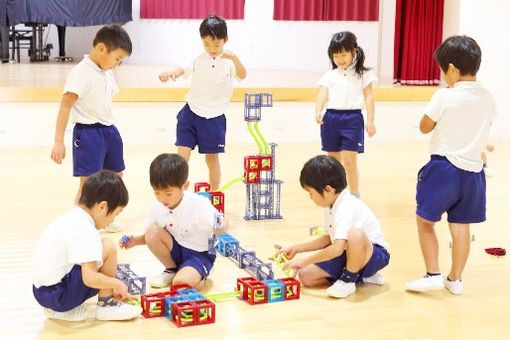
left=72, top=123, right=125, bottom=177
left=321, top=109, right=364, bottom=153
left=32, top=265, right=98, bottom=312
left=175, top=104, right=226, bottom=154
left=170, top=235, right=216, bottom=279
left=316, top=244, right=390, bottom=281
left=416, top=155, right=486, bottom=224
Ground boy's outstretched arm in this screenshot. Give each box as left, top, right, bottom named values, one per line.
left=221, top=51, right=247, bottom=80
left=119, top=234, right=146, bottom=249
left=159, top=67, right=185, bottom=82
left=50, top=92, right=78, bottom=164
left=419, top=114, right=436, bottom=134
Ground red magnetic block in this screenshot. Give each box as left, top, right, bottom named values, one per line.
left=141, top=291, right=176, bottom=318
left=194, top=182, right=211, bottom=192
left=260, top=155, right=273, bottom=170
left=171, top=299, right=215, bottom=327
left=485, top=247, right=506, bottom=256
left=210, top=191, right=225, bottom=213
left=244, top=155, right=261, bottom=171
left=279, top=277, right=301, bottom=301
left=169, top=283, right=192, bottom=293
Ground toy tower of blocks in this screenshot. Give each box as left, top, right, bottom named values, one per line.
left=194, top=182, right=225, bottom=213
left=243, top=93, right=283, bottom=220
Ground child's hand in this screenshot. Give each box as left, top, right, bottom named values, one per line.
left=275, top=245, right=297, bottom=260
left=366, top=120, right=376, bottom=137
left=315, top=112, right=324, bottom=125
left=159, top=71, right=176, bottom=82
left=50, top=142, right=66, bottom=164
left=113, top=281, right=132, bottom=301
left=213, top=216, right=228, bottom=235
left=119, top=235, right=135, bottom=249
left=220, top=50, right=237, bottom=60
left=284, top=258, right=304, bottom=271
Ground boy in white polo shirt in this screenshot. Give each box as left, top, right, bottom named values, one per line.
left=120, top=153, right=226, bottom=289
left=50, top=25, right=132, bottom=222
left=159, top=15, right=247, bottom=191
left=406, top=35, right=496, bottom=295
left=278, top=156, right=390, bottom=298
left=32, top=171, right=142, bottom=321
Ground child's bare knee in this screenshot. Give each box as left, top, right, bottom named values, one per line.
left=298, top=268, right=315, bottom=287
left=145, top=224, right=162, bottom=245
left=347, top=228, right=365, bottom=243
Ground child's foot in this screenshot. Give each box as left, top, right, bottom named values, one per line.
left=405, top=274, right=444, bottom=292
left=444, top=277, right=464, bottom=295
left=149, top=269, right=176, bottom=288
left=326, top=280, right=356, bottom=298
left=43, top=304, right=87, bottom=321
left=361, top=272, right=386, bottom=285
left=104, top=222, right=122, bottom=233
left=95, top=299, right=142, bottom=321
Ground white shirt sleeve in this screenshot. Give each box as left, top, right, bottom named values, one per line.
left=332, top=211, right=356, bottom=241
left=107, top=71, right=119, bottom=96
left=318, top=71, right=330, bottom=88
left=362, top=70, right=378, bottom=88
left=425, top=89, right=446, bottom=122
left=68, top=233, right=103, bottom=268
left=63, top=67, right=89, bottom=97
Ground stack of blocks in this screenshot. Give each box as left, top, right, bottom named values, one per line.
left=116, top=263, right=146, bottom=295
left=236, top=277, right=301, bottom=305
left=141, top=284, right=216, bottom=327
left=194, top=182, right=225, bottom=213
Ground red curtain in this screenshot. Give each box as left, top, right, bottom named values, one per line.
left=394, top=0, right=444, bottom=85
left=274, top=0, right=379, bottom=21
left=140, top=0, right=245, bottom=19
left=325, top=0, right=379, bottom=21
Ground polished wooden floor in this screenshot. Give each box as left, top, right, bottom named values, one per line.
left=0, top=141, right=509, bottom=339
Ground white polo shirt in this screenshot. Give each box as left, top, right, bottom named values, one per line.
left=32, top=207, right=103, bottom=288
left=318, top=65, right=377, bottom=110
left=146, top=191, right=218, bottom=252
left=324, top=190, right=389, bottom=250
left=425, top=81, right=496, bottom=172
left=182, top=53, right=237, bottom=119
left=63, top=56, right=119, bottom=126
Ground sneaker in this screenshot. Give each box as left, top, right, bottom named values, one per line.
left=405, top=274, right=444, bottom=292
left=444, top=277, right=464, bottom=295
left=362, top=272, right=386, bottom=285
left=104, top=222, right=122, bottom=233
left=149, top=270, right=176, bottom=288
left=326, top=280, right=356, bottom=298
left=95, top=302, right=142, bottom=321
left=43, top=304, right=87, bottom=321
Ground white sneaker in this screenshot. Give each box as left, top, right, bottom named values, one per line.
left=326, top=280, right=356, bottom=298
left=43, top=304, right=87, bottom=321
left=405, top=275, right=444, bottom=292
left=149, top=270, right=176, bottom=288
left=95, top=302, right=142, bottom=321
left=104, top=222, right=122, bottom=233
left=444, top=277, right=464, bottom=295
left=362, top=272, right=386, bottom=285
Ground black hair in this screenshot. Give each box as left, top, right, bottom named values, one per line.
left=434, top=35, right=481, bottom=76
left=300, top=155, right=347, bottom=195
left=199, top=15, right=228, bottom=40
left=328, top=31, right=370, bottom=76
left=93, top=24, right=132, bottom=55
left=79, top=170, right=129, bottom=214
left=150, top=153, right=189, bottom=189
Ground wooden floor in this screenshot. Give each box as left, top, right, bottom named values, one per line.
left=1, top=141, right=509, bottom=339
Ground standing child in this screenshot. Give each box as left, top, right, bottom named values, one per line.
left=159, top=15, right=247, bottom=190
left=406, top=36, right=496, bottom=295
left=32, top=171, right=142, bottom=321
left=278, top=155, right=390, bottom=298
left=315, top=31, right=377, bottom=198
left=120, top=153, right=227, bottom=289
left=50, top=25, right=132, bottom=232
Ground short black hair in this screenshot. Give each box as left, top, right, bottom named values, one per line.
left=93, top=24, right=132, bottom=55
left=434, top=35, right=481, bottom=76
left=300, top=155, right=347, bottom=195
left=150, top=153, right=188, bottom=189
left=79, top=170, right=129, bottom=214
left=199, top=15, right=228, bottom=40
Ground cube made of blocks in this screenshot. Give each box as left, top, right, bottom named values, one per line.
left=263, top=279, right=285, bottom=303
left=171, top=299, right=215, bottom=327
left=210, top=191, right=225, bottom=213
left=116, top=263, right=147, bottom=295
left=244, top=168, right=260, bottom=184
left=165, top=294, right=190, bottom=319
left=244, top=155, right=261, bottom=171
left=260, top=155, right=273, bottom=171
left=236, top=277, right=268, bottom=305
left=216, top=233, right=239, bottom=257
left=141, top=291, right=176, bottom=318
left=194, top=182, right=211, bottom=193
left=279, top=277, right=301, bottom=301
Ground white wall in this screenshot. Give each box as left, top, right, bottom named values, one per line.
left=457, top=0, right=510, bottom=139
left=42, top=0, right=382, bottom=73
